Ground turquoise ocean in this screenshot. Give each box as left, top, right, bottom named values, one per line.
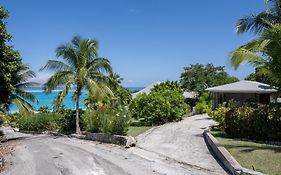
left=9, top=86, right=144, bottom=113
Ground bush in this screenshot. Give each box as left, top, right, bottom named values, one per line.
left=37, top=106, right=50, bottom=113
left=195, top=92, right=212, bottom=114
left=82, top=108, right=130, bottom=135
left=5, top=113, right=22, bottom=128
left=115, top=87, right=132, bottom=106
left=18, top=113, right=61, bottom=132
left=58, top=109, right=84, bottom=134
left=129, top=90, right=189, bottom=125
left=208, top=103, right=230, bottom=129
left=224, top=103, right=281, bottom=141
left=0, top=112, right=7, bottom=125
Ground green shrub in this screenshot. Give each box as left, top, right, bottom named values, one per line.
left=115, top=87, right=132, bottom=106
left=225, top=104, right=281, bottom=141
left=37, top=106, right=50, bottom=113
left=195, top=92, right=212, bottom=114
left=129, top=90, right=189, bottom=125
left=82, top=108, right=130, bottom=135
left=18, top=113, right=61, bottom=132
left=5, top=113, right=22, bottom=128
left=208, top=103, right=230, bottom=129
left=58, top=109, right=84, bottom=134
left=0, top=112, right=7, bottom=125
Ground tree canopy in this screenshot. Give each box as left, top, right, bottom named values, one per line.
left=180, top=64, right=238, bottom=94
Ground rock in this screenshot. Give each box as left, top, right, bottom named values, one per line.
left=125, top=136, right=136, bottom=148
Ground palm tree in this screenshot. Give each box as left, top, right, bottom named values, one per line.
left=230, top=25, right=281, bottom=87
left=7, top=66, right=39, bottom=113
left=108, top=72, right=123, bottom=93
left=236, top=0, right=281, bottom=35
left=40, top=36, right=113, bottom=134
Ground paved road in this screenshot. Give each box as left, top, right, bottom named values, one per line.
left=2, top=114, right=227, bottom=175
left=136, top=114, right=227, bottom=175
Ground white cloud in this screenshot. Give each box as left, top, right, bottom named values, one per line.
left=30, top=72, right=52, bottom=84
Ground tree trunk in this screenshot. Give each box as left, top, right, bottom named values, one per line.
left=75, top=89, right=81, bottom=134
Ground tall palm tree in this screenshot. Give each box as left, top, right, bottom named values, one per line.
left=40, top=36, right=113, bottom=134
left=7, top=66, right=39, bottom=113
left=236, top=0, right=281, bottom=35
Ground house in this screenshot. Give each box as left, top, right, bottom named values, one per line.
left=132, top=82, right=197, bottom=99
left=206, top=80, right=278, bottom=109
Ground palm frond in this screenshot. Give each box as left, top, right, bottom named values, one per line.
left=39, top=60, right=72, bottom=72
left=56, top=44, right=78, bottom=68
left=88, top=58, right=112, bottom=74
left=15, top=89, right=39, bottom=103
left=53, top=80, right=74, bottom=110
left=17, top=70, right=37, bottom=83
left=14, top=82, right=40, bottom=88
left=236, top=12, right=274, bottom=35
left=229, top=48, right=266, bottom=69
left=13, top=95, right=34, bottom=113
left=44, top=71, right=74, bottom=93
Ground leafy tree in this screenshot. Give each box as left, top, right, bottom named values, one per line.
left=180, top=64, right=238, bottom=94
left=152, top=81, right=183, bottom=94
left=0, top=6, right=38, bottom=112
left=40, top=36, right=113, bottom=134
left=245, top=67, right=272, bottom=84
left=236, top=0, right=281, bottom=35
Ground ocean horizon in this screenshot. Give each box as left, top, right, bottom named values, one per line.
left=9, top=86, right=144, bottom=113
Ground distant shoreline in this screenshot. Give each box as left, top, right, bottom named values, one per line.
left=9, top=86, right=144, bottom=113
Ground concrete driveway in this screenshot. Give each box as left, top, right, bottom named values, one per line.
left=2, top=114, right=227, bottom=175
left=136, top=114, right=227, bottom=175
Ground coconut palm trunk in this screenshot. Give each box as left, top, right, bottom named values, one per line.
left=75, top=85, right=82, bottom=134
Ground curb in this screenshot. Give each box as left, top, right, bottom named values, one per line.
left=203, top=130, right=266, bottom=175
left=70, top=133, right=136, bottom=148
left=19, top=130, right=136, bottom=148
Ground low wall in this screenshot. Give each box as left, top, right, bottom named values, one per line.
left=71, top=133, right=136, bottom=148
left=203, top=131, right=266, bottom=175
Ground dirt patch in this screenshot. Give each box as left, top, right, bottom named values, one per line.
left=0, top=140, right=16, bottom=173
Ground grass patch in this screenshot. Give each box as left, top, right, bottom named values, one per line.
left=127, top=126, right=153, bottom=137
left=211, top=131, right=281, bottom=175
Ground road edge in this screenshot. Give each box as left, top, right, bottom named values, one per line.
left=203, top=130, right=266, bottom=175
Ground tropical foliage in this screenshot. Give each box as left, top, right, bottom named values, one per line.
left=208, top=102, right=230, bottom=129
left=18, top=113, right=61, bottom=132
left=195, top=92, right=212, bottom=114
left=0, top=6, right=38, bottom=113
left=40, top=36, right=114, bottom=133
left=180, top=64, right=238, bottom=94
left=230, top=25, right=281, bottom=88
left=82, top=108, right=130, bottom=135
left=235, top=0, right=281, bottom=35
left=114, top=87, right=132, bottom=106
left=224, top=104, right=281, bottom=141
left=130, top=85, right=189, bottom=126
left=231, top=0, right=281, bottom=89
left=151, top=81, right=183, bottom=94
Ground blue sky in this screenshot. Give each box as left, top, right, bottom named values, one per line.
left=3, top=0, right=264, bottom=87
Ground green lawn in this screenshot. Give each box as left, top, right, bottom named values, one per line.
left=211, top=131, right=281, bottom=175
left=127, top=126, right=153, bottom=137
